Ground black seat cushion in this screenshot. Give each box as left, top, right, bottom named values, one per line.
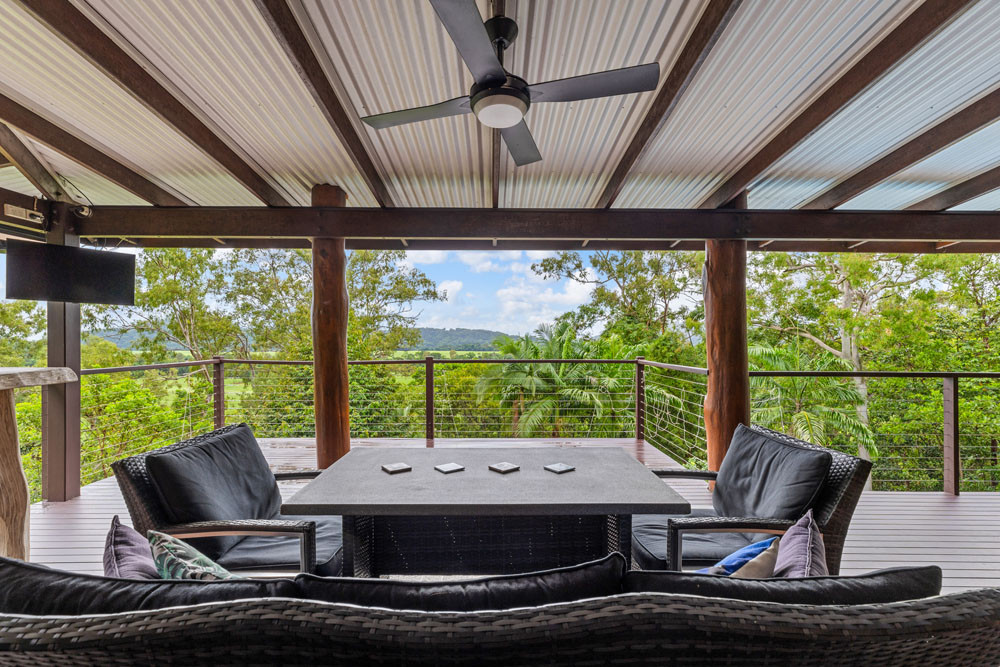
left=144, top=424, right=281, bottom=559
left=631, top=509, right=753, bottom=570
left=216, top=514, right=344, bottom=577
left=623, top=566, right=943, bottom=605
left=714, top=424, right=832, bottom=520
left=296, top=552, right=626, bottom=611
left=0, top=557, right=297, bottom=616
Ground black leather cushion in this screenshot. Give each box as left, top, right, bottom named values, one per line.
left=296, top=553, right=626, bottom=611
left=217, top=515, right=344, bottom=577
left=623, top=565, right=942, bottom=605
left=631, top=509, right=753, bottom=569
left=714, top=424, right=832, bottom=520
left=0, top=556, right=297, bottom=616
left=145, top=424, right=281, bottom=559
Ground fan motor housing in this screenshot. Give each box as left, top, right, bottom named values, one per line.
left=470, top=74, right=530, bottom=115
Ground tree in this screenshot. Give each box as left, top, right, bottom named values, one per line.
left=0, top=300, right=43, bottom=367
left=532, top=251, right=703, bottom=343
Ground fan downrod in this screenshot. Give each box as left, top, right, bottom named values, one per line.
left=485, top=15, right=518, bottom=55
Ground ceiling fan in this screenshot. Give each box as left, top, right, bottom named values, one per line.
left=360, top=0, right=660, bottom=166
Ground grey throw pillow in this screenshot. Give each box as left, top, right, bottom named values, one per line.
left=773, top=509, right=828, bottom=577
left=103, top=515, right=159, bottom=579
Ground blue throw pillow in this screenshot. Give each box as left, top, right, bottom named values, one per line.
left=697, top=537, right=778, bottom=576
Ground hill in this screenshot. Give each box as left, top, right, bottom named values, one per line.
left=404, top=327, right=513, bottom=351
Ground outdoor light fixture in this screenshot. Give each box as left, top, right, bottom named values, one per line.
left=470, top=79, right=529, bottom=129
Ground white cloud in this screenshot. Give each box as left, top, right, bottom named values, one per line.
left=494, top=269, right=592, bottom=333
left=525, top=251, right=556, bottom=260
left=438, top=280, right=463, bottom=301
left=404, top=250, right=449, bottom=265
left=455, top=250, right=523, bottom=273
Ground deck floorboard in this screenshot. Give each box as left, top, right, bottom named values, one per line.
left=28, top=437, right=999, bottom=593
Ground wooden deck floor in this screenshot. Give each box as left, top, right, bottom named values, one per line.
left=29, top=438, right=1000, bottom=594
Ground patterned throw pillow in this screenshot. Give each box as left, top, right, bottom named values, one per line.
left=730, top=538, right=780, bottom=578
left=696, top=537, right=779, bottom=576
left=148, top=531, right=243, bottom=581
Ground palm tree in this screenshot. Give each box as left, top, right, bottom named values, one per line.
left=476, top=323, right=642, bottom=437
left=750, top=344, right=876, bottom=458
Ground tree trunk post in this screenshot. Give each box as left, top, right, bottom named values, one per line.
left=425, top=356, right=435, bottom=446
left=311, top=185, right=350, bottom=468
left=0, top=389, right=29, bottom=559
left=942, top=376, right=960, bottom=495
left=42, top=211, right=82, bottom=502
left=703, top=193, right=750, bottom=471
left=635, top=357, right=645, bottom=442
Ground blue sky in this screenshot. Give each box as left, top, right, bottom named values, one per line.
left=1, top=250, right=596, bottom=336
left=400, top=250, right=594, bottom=335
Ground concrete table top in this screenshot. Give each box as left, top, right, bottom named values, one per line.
left=282, top=446, right=690, bottom=517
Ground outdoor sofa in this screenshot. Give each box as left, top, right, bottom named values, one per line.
left=0, top=552, right=997, bottom=665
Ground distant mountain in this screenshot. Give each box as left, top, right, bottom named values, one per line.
left=404, top=327, right=514, bottom=351
left=89, top=329, right=186, bottom=351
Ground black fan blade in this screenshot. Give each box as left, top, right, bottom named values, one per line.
left=361, top=96, right=471, bottom=130
left=430, top=0, right=506, bottom=85
left=527, top=63, right=660, bottom=103
left=501, top=120, right=541, bottom=166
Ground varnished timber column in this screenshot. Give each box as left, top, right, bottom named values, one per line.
left=311, top=184, right=350, bottom=468
left=703, top=195, right=750, bottom=470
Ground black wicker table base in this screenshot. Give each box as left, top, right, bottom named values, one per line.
left=343, top=514, right=632, bottom=577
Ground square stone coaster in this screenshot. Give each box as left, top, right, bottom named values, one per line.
left=489, top=462, right=520, bottom=474
left=381, top=462, right=411, bottom=474
left=544, top=462, right=576, bottom=474
left=435, top=462, right=465, bottom=474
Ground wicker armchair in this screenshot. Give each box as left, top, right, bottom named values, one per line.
left=635, top=424, right=871, bottom=573
left=111, top=424, right=340, bottom=575
left=2, top=590, right=998, bottom=665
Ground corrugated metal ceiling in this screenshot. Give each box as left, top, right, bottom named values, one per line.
left=0, top=0, right=998, bottom=214
left=615, top=0, right=922, bottom=208
left=0, top=166, right=40, bottom=198
left=754, top=0, right=1000, bottom=210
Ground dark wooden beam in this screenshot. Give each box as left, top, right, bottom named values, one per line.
left=0, top=158, right=10, bottom=168
left=255, top=0, right=395, bottom=207
left=905, top=164, right=1000, bottom=211
left=73, top=205, right=1000, bottom=242
left=597, top=0, right=741, bottom=208
left=0, top=122, right=70, bottom=201
left=17, top=0, right=289, bottom=207
left=311, top=185, right=351, bottom=468
left=803, top=87, right=1000, bottom=209
left=0, top=93, right=187, bottom=206
left=699, top=0, right=975, bottom=209
left=116, top=236, right=1000, bottom=254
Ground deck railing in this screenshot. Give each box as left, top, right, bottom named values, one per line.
left=20, top=357, right=992, bottom=500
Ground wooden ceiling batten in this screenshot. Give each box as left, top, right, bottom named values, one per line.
left=0, top=93, right=186, bottom=206
left=17, top=0, right=290, bottom=207
left=802, top=87, right=1000, bottom=210
left=698, top=0, right=976, bottom=210
left=596, top=0, right=741, bottom=209
left=0, top=123, right=71, bottom=202
left=905, top=163, right=1000, bottom=211
left=254, top=0, right=395, bottom=208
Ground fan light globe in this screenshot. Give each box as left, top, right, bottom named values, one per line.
left=473, top=94, right=527, bottom=129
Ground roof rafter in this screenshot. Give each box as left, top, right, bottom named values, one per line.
left=802, top=87, right=1000, bottom=209
left=905, top=163, right=1000, bottom=211
left=71, top=205, right=1000, bottom=243
left=254, top=0, right=396, bottom=207
left=699, top=0, right=976, bottom=209
left=0, top=92, right=187, bottom=206
left=0, top=122, right=71, bottom=202
left=17, top=0, right=290, bottom=207
left=597, top=0, right=742, bottom=208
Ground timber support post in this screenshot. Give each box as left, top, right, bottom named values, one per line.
left=703, top=193, right=750, bottom=471
left=42, top=207, right=82, bottom=501
left=311, top=184, right=350, bottom=468
left=943, top=376, right=960, bottom=495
